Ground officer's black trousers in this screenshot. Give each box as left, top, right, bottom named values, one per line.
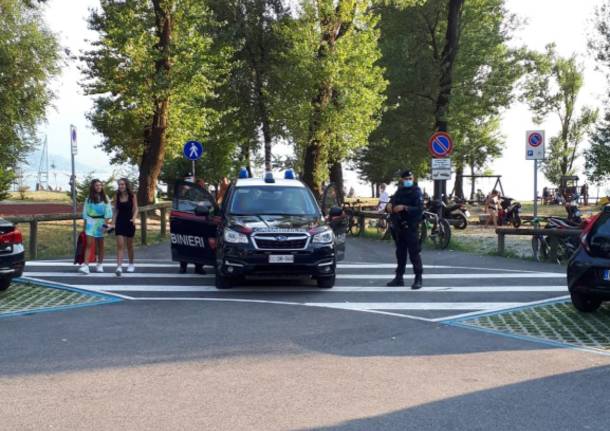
left=392, top=227, right=423, bottom=278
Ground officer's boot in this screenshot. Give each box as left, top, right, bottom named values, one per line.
left=411, top=273, right=423, bottom=290
left=387, top=275, right=404, bottom=287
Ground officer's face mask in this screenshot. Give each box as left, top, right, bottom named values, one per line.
left=403, top=179, right=414, bottom=188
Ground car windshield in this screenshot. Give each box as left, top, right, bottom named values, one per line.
left=229, top=186, right=320, bottom=216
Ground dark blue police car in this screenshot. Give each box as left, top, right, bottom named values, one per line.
left=170, top=170, right=347, bottom=289
left=568, top=205, right=610, bottom=312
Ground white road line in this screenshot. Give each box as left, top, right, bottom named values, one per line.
left=307, top=302, right=525, bottom=311
left=75, top=285, right=567, bottom=293
left=22, top=272, right=565, bottom=280
left=25, top=261, right=555, bottom=273
left=430, top=295, right=571, bottom=322
left=18, top=276, right=134, bottom=300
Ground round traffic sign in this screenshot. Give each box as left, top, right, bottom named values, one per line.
left=528, top=132, right=543, bottom=147
left=428, top=132, right=454, bottom=158
left=183, top=140, right=204, bottom=161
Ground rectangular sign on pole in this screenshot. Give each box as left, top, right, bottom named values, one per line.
left=70, top=125, right=77, bottom=156
left=526, top=130, right=545, bottom=160
left=431, top=158, right=452, bottom=180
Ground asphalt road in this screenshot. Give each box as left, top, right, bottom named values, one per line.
left=2, top=238, right=610, bottom=430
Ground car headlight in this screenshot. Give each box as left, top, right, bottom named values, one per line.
left=313, top=229, right=334, bottom=244
left=223, top=229, right=249, bottom=244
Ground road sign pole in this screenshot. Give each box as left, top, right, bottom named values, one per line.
left=192, top=160, right=196, bottom=181
left=533, top=159, right=538, bottom=218
left=70, top=125, right=77, bottom=253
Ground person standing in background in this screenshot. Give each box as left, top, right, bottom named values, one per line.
left=79, top=179, right=113, bottom=274
left=581, top=183, right=589, bottom=206
left=113, top=178, right=138, bottom=276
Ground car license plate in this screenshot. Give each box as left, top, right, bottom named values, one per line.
left=269, top=255, right=294, bottom=264
left=603, top=270, right=610, bottom=281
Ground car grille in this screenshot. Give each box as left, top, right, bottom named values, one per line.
left=253, top=235, right=308, bottom=250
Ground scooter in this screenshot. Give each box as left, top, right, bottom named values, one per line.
left=498, top=196, right=522, bottom=228
left=427, top=199, right=469, bottom=230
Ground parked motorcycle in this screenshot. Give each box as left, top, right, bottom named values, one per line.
left=498, top=196, right=522, bottom=228
left=564, top=198, right=582, bottom=225
left=427, top=198, right=470, bottom=230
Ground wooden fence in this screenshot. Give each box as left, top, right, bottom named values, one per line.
left=4, top=202, right=172, bottom=260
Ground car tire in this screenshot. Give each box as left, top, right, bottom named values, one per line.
left=317, top=275, right=335, bottom=289
left=215, top=274, right=233, bottom=290
left=570, top=290, right=602, bottom=312
left=0, top=278, right=10, bottom=291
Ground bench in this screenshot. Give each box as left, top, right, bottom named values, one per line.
left=495, top=227, right=581, bottom=262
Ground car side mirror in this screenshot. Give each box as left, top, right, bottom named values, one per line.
left=329, top=207, right=343, bottom=219
left=194, top=204, right=212, bottom=217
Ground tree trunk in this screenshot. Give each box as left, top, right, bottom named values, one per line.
left=434, top=0, right=464, bottom=132
left=469, top=163, right=476, bottom=200
left=302, top=0, right=354, bottom=199
left=137, top=0, right=172, bottom=206
left=433, top=0, right=464, bottom=201
left=329, top=160, right=344, bottom=204
left=454, top=164, right=464, bottom=199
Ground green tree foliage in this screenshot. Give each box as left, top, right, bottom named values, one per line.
left=0, top=0, right=60, bottom=200
left=585, top=110, right=610, bottom=184
left=277, top=0, right=387, bottom=197
left=356, top=0, right=522, bottom=191
left=522, top=44, right=598, bottom=186
left=207, top=0, right=290, bottom=172
left=586, top=1, right=610, bottom=184
left=81, top=0, right=233, bottom=205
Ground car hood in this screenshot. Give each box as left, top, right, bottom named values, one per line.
left=227, top=214, right=323, bottom=232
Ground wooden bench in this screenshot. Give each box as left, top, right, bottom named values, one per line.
left=495, top=227, right=581, bottom=262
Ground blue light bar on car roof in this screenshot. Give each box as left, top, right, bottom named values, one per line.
left=238, top=167, right=249, bottom=179
left=284, top=169, right=295, bottom=179
left=264, top=171, right=275, bottom=183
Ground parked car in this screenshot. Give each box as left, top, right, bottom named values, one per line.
left=567, top=206, right=610, bottom=312
left=0, top=218, right=25, bottom=291
left=170, top=169, right=347, bottom=289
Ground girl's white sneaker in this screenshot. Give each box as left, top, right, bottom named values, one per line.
left=115, top=266, right=122, bottom=276
left=126, top=264, right=135, bottom=273
left=78, top=264, right=90, bottom=274
left=95, top=264, right=104, bottom=273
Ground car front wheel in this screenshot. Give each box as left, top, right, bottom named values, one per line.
left=317, top=275, right=335, bottom=289
left=215, top=274, right=233, bottom=290
left=0, top=278, right=10, bottom=291
left=570, top=290, right=602, bottom=312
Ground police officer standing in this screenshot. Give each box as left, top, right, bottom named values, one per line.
left=386, top=170, right=424, bottom=289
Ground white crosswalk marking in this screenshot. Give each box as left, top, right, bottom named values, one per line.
left=20, top=259, right=568, bottom=321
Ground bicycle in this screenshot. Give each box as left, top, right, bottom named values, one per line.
left=419, top=210, right=451, bottom=249
left=343, top=205, right=362, bottom=236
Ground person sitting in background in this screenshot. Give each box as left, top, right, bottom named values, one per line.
left=378, top=183, right=390, bottom=212
left=485, top=190, right=500, bottom=228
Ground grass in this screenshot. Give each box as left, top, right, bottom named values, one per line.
left=7, top=191, right=71, bottom=203
left=18, top=219, right=166, bottom=260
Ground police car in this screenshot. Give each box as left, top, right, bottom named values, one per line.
left=170, top=169, right=347, bottom=289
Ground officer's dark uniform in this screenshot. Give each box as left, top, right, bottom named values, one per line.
left=388, top=181, right=424, bottom=288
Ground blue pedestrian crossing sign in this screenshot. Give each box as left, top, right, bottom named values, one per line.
left=183, top=141, right=204, bottom=161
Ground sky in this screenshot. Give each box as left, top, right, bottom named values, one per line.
left=35, top=0, right=609, bottom=198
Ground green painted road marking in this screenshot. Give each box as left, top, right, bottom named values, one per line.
left=455, top=301, right=610, bottom=353
left=0, top=281, right=119, bottom=318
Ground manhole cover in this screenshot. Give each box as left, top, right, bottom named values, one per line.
left=452, top=301, right=610, bottom=354
left=0, top=281, right=119, bottom=317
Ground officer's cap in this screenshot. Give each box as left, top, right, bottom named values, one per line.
left=400, top=170, right=413, bottom=178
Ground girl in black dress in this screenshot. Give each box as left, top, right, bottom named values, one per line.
left=112, top=178, right=139, bottom=276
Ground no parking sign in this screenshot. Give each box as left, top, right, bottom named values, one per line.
left=526, top=130, right=545, bottom=160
